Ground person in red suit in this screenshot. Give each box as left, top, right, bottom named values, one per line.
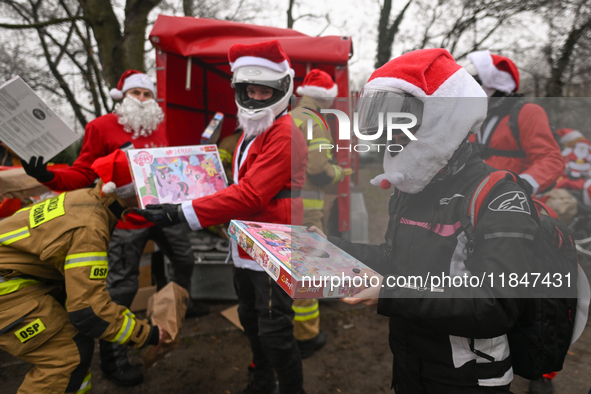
left=465, top=50, right=563, bottom=394
left=139, top=41, right=308, bottom=394
left=21, top=70, right=201, bottom=387
left=465, top=50, right=564, bottom=196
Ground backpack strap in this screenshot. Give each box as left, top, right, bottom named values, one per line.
left=507, top=100, right=527, bottom=152
left=479, top=99, right=527, bottom=159
left=461, top=170, right=539, bottom=255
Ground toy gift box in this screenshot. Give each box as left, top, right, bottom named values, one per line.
left=127, top=145, right=228, bottom=208
left=227, top=220, right=380, bottom=299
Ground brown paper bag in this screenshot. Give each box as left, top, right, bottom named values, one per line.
left=143, top=282, right=189, bottom=368
left=0, top=168, right=49, bottom=199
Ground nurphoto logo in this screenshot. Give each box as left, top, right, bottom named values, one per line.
left=305, top=109, right=418, bottom=154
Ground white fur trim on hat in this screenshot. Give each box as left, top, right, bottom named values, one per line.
left=230, top=56, right=290, bottom=74
left=561, top=130, right=584, bottom=145
left=120, top=74, right=155, bottom=96
left=296, top=84, right=338, bottom=98
left=467, top=50, right=516, bottom=94
left=102, top=181, right=116, bottom=194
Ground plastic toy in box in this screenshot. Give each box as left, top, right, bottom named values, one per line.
left=127, top=145, right=227, bottom=208
left=228, top=220, right=380, bottom=299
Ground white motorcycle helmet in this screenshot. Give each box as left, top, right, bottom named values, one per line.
left=232, top=66, right=294, bottom=121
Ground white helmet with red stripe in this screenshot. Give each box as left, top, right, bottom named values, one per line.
left=357, top=48, right=487, bottom=194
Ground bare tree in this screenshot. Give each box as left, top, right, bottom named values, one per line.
left=375, top=0, right=413, bottom=68
left=286, top=0, right=331, bottom=35
left=545, top=0, right=591, bottom=96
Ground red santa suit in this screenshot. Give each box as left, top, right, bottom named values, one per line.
left=181, top=114, right=307, bottom=271
left=43, top=113, right=167, bottom=229
left=474, top=103, right=564, bottom=194
left=466, top=51, right=564, bottom=194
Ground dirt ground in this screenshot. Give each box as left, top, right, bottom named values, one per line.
left=1, top=164, right=591, bottom=393
left=1, top=297, right=590, bottom=394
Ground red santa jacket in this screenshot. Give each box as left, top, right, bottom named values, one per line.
left=43, top=113, right=168, bottom=229
left=471, top=103, right=564, bottom=194
left=182, top=114, right=307, bottom=262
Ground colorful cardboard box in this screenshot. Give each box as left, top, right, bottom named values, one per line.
left=228, top=220, right=380, bottom=299
left=127, top=145, right=227, bottom=208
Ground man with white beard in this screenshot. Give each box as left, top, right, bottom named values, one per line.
left=138, top=41, right=308, bottom=394
left=22, top=70, right=203, bottom=387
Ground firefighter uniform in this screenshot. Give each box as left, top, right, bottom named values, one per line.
left=0, top=184, right=156, bottom=394
left=291, top=96, right=345, bottom=341
left=291, top=96, right=345, bottom=231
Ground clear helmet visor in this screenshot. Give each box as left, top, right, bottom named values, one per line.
left=355, top=87, right=424, bottom=136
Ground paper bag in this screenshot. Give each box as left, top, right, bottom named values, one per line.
left=0, top=167, right=49, bottom=199
left=143, top=282, right=189, bottom=368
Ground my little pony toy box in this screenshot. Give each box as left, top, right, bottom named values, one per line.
left=227, top=220, right=380, bottom=299
left=127, top=145, right=227, bottom=208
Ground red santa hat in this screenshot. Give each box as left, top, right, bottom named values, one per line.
left=557, top=128, right=585, bottom=146
left=296, top=69, right=338, bottom=98
left=109, top=70, right=155, bottom=101
left=228, top=40, right=292, bottom=74
left=91, top=150, right=134, bottom=195
left=364, top=48, right=487, bottom=193
left=466, top=50, right=519, bottom=94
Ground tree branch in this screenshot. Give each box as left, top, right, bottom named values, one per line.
left=0, top=16, right=85, bottom=29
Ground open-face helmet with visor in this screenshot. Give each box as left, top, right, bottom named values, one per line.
left=232, top=66, right=294, bottom=120
left=356, top=86, right=423, bottom=155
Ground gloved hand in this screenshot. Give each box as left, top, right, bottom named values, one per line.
left=22, top=156, right=54, bottom=183
left=337, top=166, right=353, bottom=183
left=134, top=204, right=185, bottom=227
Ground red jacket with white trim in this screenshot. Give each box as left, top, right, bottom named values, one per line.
left=472, top=103, right=564, bottom=194
left=183, top=115, right=307, bottom=260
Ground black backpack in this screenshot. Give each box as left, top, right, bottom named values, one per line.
left=460, top=170, right=578, bottom=379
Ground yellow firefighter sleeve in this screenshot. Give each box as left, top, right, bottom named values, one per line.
left=63, top=226, right=152, bottom=349
left=305, top=120, right=338, bottom=177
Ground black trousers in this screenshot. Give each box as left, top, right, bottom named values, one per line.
left=234, top=267, right=305, bottom=394
left=391, top=354, right=513, bottom=394
left=100, top=223, right=194, bottom=370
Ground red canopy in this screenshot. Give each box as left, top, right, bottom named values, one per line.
left=149, top=16, right=354, bottom=232
left=149, top=16, right=352, bottom=64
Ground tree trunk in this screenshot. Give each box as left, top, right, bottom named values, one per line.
left=375, top=0, right=412, bottom=69
left=287, top=0, right=294, bottom=29
left=77, top=0, right=125, bottom=87
left=77, top=0, right=161, bottom=88
left=183, top=0, right=194, bottom=17
left=546, top=16, right=591, bottom=97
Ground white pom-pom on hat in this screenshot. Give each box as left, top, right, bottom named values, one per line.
left=102, top=181, right=117, bottom=194
left=110, top=88, right=124, bottom=101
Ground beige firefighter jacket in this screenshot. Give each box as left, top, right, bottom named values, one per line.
left=291, top=96, right=344, bottom=211
left=0, top=184, right=153, bottom=349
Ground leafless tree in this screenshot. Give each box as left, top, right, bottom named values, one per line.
left=375, top=0, right=413, bottom=68
left=287, top=0, right=331, bottom=35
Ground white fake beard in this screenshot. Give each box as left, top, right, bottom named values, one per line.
left=237, top=108, right=275, bottom=138
left=114, top=96, right=164, bottom=139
